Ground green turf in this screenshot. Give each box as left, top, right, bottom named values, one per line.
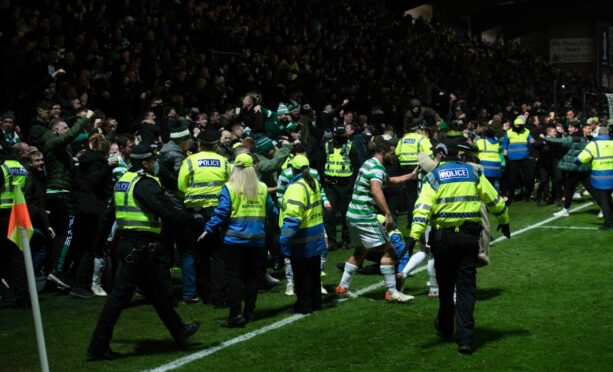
left=1, top=199, right=612, bottom=371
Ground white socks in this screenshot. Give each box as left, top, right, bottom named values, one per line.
left=402, top=251, right=426, bottom=278
left=380, top=265, right=397, bottom=294
left=427, top=256, right=437, bottom=288
left=339, top=262, right=358, bottom=289
left=320, top=255, right=327, bottom=272
left=284, top=258, right=293, bottom=282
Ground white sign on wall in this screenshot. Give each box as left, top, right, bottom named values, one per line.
left=550, top=38, right=594, bottom=63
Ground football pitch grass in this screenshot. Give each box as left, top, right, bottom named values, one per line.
left=1, top=200, right=612, bottom=371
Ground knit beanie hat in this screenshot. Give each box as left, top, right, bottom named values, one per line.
left=255, top=134, right=275, bottom=154
left=170, top=125, right=191, bottom=142
left=287, top=103, right=300, bottom=114
left=277, top=103, right=289, bottom=115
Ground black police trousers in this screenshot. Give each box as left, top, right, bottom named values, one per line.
left=290, top=255, right=322, bottom=314
left=223, top=244, right=261, bottom=320
left=88, top=234, right=184, bottom=353
left=323, top=179, right=353, bottom=244
left=429, top=226, right=479, bottom=346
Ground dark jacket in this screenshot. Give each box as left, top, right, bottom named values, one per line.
left=159, top=140, right=186, bottom=175
left=25, top=166, right=47, bottom=209
left=40, top=117, right=90, bottom=191
left=75, top=149, right=114, bottom=215
left=544, top=134, right=591, bottom=172
left=97, top=169, right=198, bottom=245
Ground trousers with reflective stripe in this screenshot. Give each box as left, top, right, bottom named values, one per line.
left=114, top=171, right=162, bottom=234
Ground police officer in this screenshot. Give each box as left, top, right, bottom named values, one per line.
left=280, top=155, right=327, bottom=314
left=322, top=124, right=358, bottom=249
left=178, top=129, right=231, bottom=307
left=577, top=126, right=613, bottom=230
left=408, top=141, right=510, bottom=354
left=396, top=122, right=433, bottom=228
left=200, top=153, right=277, bottom=327
left=502, top=116, right=536, bottom=202
left=0, top=141, right=29, bottom=308
left=87, top=143, right=203, bottom=361
left=475, top=128, right=502, bottom=190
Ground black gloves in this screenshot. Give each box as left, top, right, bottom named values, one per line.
left=191, top=213, right=205, bottom=229
left=497, top=224, right=511, bottom=239
left=407, top=238, right=417, bottom=253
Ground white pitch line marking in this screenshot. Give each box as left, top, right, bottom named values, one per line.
left=537, top=225, right=599, bottom=230
left=150, top=265, right=428, bottom=372
left=490, top=202, right=593, bottom=245
left=152, top=201, right=596, bottom=371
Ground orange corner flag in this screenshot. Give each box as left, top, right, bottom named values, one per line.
left=7, top=184, right=33, bottom=251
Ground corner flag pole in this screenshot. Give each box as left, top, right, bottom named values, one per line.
left=20, top=225, right=50, bottom=372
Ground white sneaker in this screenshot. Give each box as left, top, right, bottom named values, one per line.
left=553, top=209, right=569, bottom=217
left=320, top=271, right=327, bottom=277
left=284, top=285, right=294, bottom=296
left=320, top=284, right=328, bottom=295
left=91, top=285, right=108, bottom=297
left=598, top=211, right=604, bottom=218
left=572, top=192, right=582, bottom=200
left=428, top=287, right=439, bottom=298
left=385, top=291, right=414, bottom=303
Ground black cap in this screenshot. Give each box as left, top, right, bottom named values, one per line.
left=130, top=143, right=156, bottom=160
left=197, top=129, right=221, bottom=144
left=457, top=141, right=473, bottom=152
left=333, top=124, right=346, bottom=134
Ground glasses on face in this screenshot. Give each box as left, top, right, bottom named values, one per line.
left=3, top=120, right=13, bottom=124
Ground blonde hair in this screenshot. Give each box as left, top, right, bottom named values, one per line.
left=228, top=165, right=259, bottom=201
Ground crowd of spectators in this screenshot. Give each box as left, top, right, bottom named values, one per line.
left=0, top=0, right=611, bottom=309
left=0, top=0, right=605, bottom=139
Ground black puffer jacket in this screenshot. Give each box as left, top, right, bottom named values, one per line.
left=75, top=149, right=114, bottom=215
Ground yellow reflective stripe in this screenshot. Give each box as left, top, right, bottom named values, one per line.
left=116, top=206, right=142, bottom=212
left=414, top=203, right=432, bottom=211
left=116, top=220, right=161, bottom=228
left=188, top=181, right=225, bottom=187
left=436, top=196, right=481, bottom=203
left=225, top=230, right=266, bottom=239
left=229, top=216, right=266, bottom=223
left=291, top=234, right=326, bottom=244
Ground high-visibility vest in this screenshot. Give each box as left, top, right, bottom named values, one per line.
left=578, top=139, right=613, bottom=190
left=281, top=178, right=325, bottom=253
left=324, top=141, right=353, bottom=177
left=281, top=153, right=295, bottom=171
left=179, top=151, right=230, bottom=208
left=0, top=160, right=27, bottom=209
left=411, top=161, right=508, bottom=231
left=114, top=171, right=162, bottom=234
left=476, top=138, right=502, bottom=178
left=223, top=182, right=268, bottom=246
left=505, top=129, right=530, bottom=160
left=396, top=133, right=432, bottom=166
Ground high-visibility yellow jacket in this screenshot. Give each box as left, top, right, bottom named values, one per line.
left=409, top=161, right=509, bottom=240
left=178, top=151, right=231, bottom=208
left=396, top=133, right=432, bottom=166
left=114, top=171, right=162, bottom=234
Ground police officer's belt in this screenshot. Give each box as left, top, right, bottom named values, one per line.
left=325, top=176, right=353, bottom=185
left=435, top=221, right=482, bottom=235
